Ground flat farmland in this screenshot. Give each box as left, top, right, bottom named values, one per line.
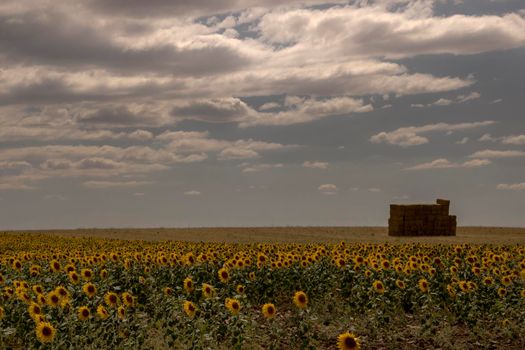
left=6, top=226, right=525, bottom=244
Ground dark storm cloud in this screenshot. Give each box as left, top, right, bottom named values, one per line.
left=0, top=10, right=251, bottom=76
left=79, top=106, right=150, bottom=126
left=0, top=78, right=107, bottom=106
left=171, top=98, right=252, bottom=123
left=85, top=0, right=343, bottom=18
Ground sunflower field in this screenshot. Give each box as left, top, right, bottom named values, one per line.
left=0, top=233, right=524, bottom=349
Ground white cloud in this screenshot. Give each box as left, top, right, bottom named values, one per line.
left=478, top=134, right=525, bottom=145
left=241, top=163, right=283, bottom=173
left=258, top=102, right=281, bottom=111
left=479, top=133, right=496, bottom=142
left=218, top=148, right=260, bottom=160
left=456, top=137, right=469, bottom=144
left=411, top=91, right=480, bottom=108
left=497, top=183, right=525, bottom=191
left=469, top=149, right=525, bottom=158
left=302, top=161, right=328, bottom=169
left=318, top=183, right=338, bottom=195
left=501, top=135, right=525, bottom=145
left=82, top=180, right=153, bottom=188
left=42, top=194, right=67, bottom=200
left=239, top=96, right=373, bottom=127
left=457, top=91, right=481, bottom=103
left=368, top=187, right=382, bottom=193
left=371, top=121, right=495, bottom=147
left=405, top=158, right=491, bottom=170
left=184, top=190, right=201, bottom=196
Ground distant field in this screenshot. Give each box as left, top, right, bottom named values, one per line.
left=4, top=226, right=525, bottom=244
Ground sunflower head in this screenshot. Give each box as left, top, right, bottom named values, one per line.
left=225, top=298, right=241, bottom=315
left=28, top=302, right=43, bottom=321
left=36, top=322, right=56, bottom=343
left=372, top=280, right=385, bottom=294
left=78, top=306, right=90, bottom=321
left=104, top=292, right=119, bottom=308
left=262, top=303, right=276, bottom=319
left=293, top=291, right=308, bottom=309
left=47, top=291, right=61, bottom=308
left=218, top=268, right=230, bottom=283
left=183, top=277, right=194, bottom=293
left=418, top=279, right=429, bottom=293
left=81, top=269, right=93, bottom=281
left=97, top=305, right=109, bottom=320
left=117, top=306, right=126, bottom=319
left=202, top=283, right=215, bottom=299
left=236, top=284, right=245, bottom=295
left=82, top=283, right=97, bottom=299
left=395, top=280, right=405, bottom=289
left=122, top=292, right=135, bottom=307
left=337, top=332, right=361, bottom=350
left=183, top=300, right=197, bottom=318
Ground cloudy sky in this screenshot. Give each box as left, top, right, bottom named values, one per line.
left=1, top=0, right=524, bottom=229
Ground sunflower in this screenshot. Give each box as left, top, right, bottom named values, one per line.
left=104, top=292, right=119, bottom=308
left=35, top=322, right=56, bottom=343
left=78, top=306, right=90, bottom=321
left=497, top=288, right=507, bottom=298
left=467, top=281, right=477, bottom=291
left=249, top=272, right=256, bottom=280
left=261, top=303, right=276, bottom=319
left=97, top=305, right=110, bottom=320
left=68, top=271, right=80, bottom=284
left=183, top=277, right=194, bottom=293
left=293, top=291, right=308, bottom=309
left=395, top=280, right=405, bottom=289
left=163, top=287, right=174, bottom=296
left=100, top=269, right=108, bottom=279
left=122, top=292, right=135, bottom=307
left=0, top=306, right=4, bottom=320
left=418, top=279, right=429, bottom=293
left=501, top=275, right=512, bottom=286
left=236, top=284, right=245, bottom=295
left=458, top=281, right=469, bottom=293
left=372, top=280, right=385, bottom=294
left=225, top=298, right=241, bottom=315
left=117, top=306, right=126, bottom=319
left=202, top=283, right=215, bottom=299
left=49, top=260, right=60, bottom=272
left=28, top=302, right=43, bottom=321
left=81, top=269, right=93, bottom=281
left=483, top=276, right=494, bottom=285
left=36, top=293, right=47, bottom=305
left=183, top=300, right=197, bottom=318
left=82, top=283, right=97, bottom=299
left=32, top=285, right=44, bottom=295
left=337, top=332, right=361, bottom=350
left=47, top=291, right=61, bottom=308
left=447, top=284, right=456, bottom=298
left=218, top=268, right=230, bottom=283
left=55, top=286, right=69, bottom=301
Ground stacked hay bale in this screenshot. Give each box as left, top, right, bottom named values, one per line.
left=388, top=199, right=456, bottom=236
